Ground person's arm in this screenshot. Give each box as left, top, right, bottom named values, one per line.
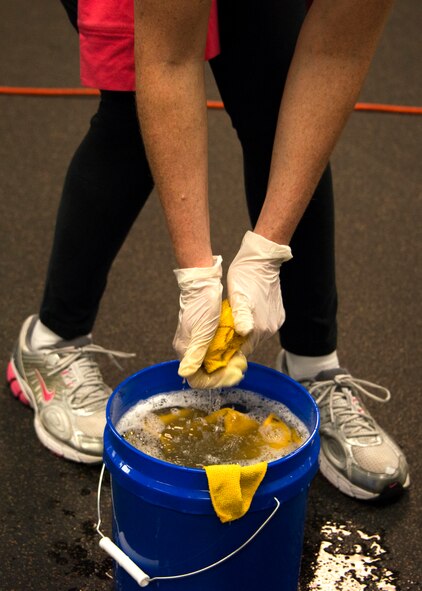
left=254, top=0, right=394, bottom=245
left=134, top=0, right=213, bottom=269
left=134, top=0, right=229, bottom=384
left=227, top=0, right=395, bottom=350
left=227, top=0, right=393, bottom=354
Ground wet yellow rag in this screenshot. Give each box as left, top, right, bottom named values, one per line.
left=205, top=463, right=267, bottom=523
left=203, top=299, right=246, bottom=373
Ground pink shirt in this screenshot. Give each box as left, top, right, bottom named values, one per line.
left=79, top=0, right=220, bottom=91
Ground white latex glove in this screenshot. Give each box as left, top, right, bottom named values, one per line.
left=227, top=231, right=293, bottom=357
left=173, top=256, right=223, bottom=380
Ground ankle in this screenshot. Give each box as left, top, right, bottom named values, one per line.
left=285, top=350, right=340, bottom=381
left=30, top=319, right=64, bottom=350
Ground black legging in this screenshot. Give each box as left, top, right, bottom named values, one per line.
left=40, top=0, right=337, bottom=356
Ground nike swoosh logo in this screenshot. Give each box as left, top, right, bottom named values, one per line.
left=34, top=369, right=55, bottom=402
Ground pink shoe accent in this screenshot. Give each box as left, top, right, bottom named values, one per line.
left=6, top=361, right=30, bottom=406
left=34, top=368, right=55, bottom=402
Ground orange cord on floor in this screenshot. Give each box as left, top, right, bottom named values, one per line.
left=353, top=102, right=422, bottom=115
left=0, top=87, right=100, bottom=97
left=0, top=86, right=421, bottom=115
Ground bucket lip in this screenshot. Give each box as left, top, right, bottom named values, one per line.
left=105, top=360, right=320, bottom=475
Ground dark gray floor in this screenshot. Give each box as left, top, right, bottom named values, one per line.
left=1, top=2, right=421, bottom=590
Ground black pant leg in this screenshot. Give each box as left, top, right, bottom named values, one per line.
left=40, top=91, right=154, bottom=339
left=60, top=0, right=78, bottom=31
left=210, top=0, right=337, bottom=355
left=279, top=167, right=337, bottom=355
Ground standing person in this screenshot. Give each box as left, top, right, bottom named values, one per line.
left=135, top=0, right=409, bottom=500
left=7, top=0, right=409, bottom=500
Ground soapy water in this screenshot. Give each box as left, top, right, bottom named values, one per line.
left=117, top=388, right=309, bottom=468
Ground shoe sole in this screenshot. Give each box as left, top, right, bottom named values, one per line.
left=319, top=450, right=410, bottom=500
left=7, top=359, right=102, bottom=465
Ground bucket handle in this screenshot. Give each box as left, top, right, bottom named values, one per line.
left=96, top=464, right=280, bottom=588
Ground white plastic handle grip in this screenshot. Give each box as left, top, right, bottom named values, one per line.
left=99, top=536, right=150, bottom=588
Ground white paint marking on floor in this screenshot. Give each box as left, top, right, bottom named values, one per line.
left=309, top=521, right=397, bottom=591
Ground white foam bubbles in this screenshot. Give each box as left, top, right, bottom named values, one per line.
left=116, top=388, right=309, bottom=467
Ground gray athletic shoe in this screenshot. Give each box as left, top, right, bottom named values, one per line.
left=277, top=351, right=410, bottom=500
left=7, top=315, right=134, bottom=464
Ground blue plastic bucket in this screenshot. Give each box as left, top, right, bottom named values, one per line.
left=103, top=361, right=320, bottom=590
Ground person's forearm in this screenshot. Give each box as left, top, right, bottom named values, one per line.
left=134, top=0, right=213, bottom=268
left=254, top=0, right=394, bottom=245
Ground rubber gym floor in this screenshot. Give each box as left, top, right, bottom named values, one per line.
left=0, top=2, right=421, bottom=590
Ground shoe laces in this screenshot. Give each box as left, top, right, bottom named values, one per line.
left=308, top=374, right=391, bottom=440
left=45, top=344, right=135, bottom=411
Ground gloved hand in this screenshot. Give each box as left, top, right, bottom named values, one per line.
left=173, top=256, right=223, bottom=381
left=227, top=231, right=293, bottom=356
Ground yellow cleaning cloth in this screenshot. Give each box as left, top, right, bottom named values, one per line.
left=205, top=408, right=259, bottom=436
left=203, top=299, right=246, bottom=373
left=205, top=463, right=267, bottom=523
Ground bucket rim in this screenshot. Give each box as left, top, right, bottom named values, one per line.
left=105, top=360, right=320, bottom=474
